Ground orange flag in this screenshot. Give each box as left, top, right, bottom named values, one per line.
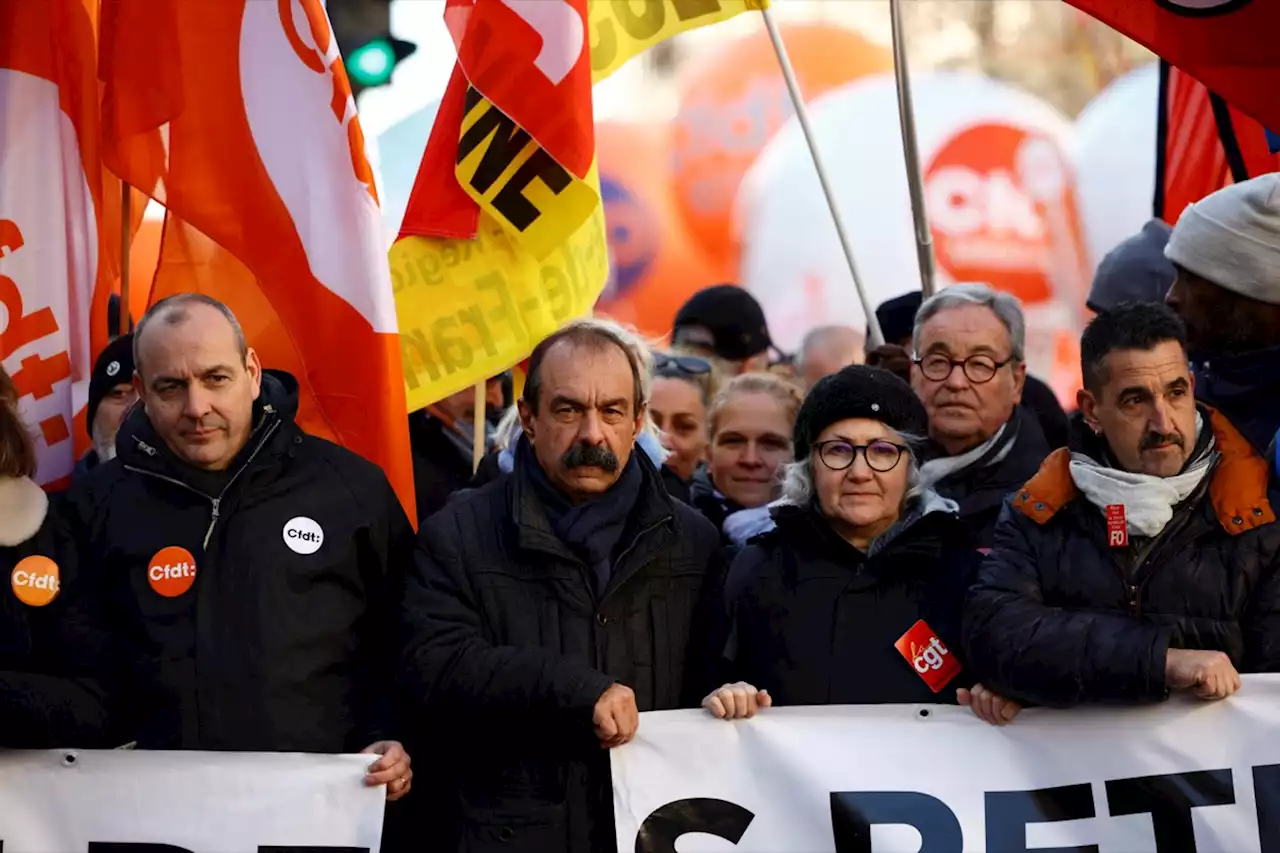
left=0, top=0, right=136, bottom=487
left=98, top=0, right=415, bottom=519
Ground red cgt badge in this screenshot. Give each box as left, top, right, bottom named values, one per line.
left=895, top=619, right=962, bottom=693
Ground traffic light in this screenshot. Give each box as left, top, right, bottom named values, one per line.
left=328, top=0, right=416, bottom=99
left=347, top=35, right=417, bottom=91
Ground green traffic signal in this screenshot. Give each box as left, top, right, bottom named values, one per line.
left=348, top=38, right=396, bottom=87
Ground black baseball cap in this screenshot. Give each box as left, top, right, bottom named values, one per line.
left=672, top=284, right=773, bottom=362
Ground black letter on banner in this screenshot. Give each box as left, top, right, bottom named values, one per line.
left=492, top=149, right=571, bottom=232
left=611, top=0, right=664, bottom=40
left=634, top=798, right=754, bottom=853
left=259, top=848, right=370, bottom=853
left=89, top=846, right=195, bottom=853
left=986, top=784, right=1098, bottom=853
left=830, top=791, right=962, bottom=853
left=1105, top=769, right=1235, bottom=853
left=1253, top=764, right=1280, bottom=853
left=670, top=0, right=723, bottom=21
left=457, top=97, right=533, bottom=195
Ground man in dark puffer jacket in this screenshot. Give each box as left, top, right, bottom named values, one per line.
left=965, top=303, right=1280, bottom=708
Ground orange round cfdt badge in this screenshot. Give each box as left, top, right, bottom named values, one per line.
left=11, top=555, right=60, bottom=607
left=148, top=546, right=198, bottom=598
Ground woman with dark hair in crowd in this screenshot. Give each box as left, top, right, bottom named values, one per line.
left=648, top=352, right=714, bottom=503
left=702, top=366, right=1019, bottom=722
left=689, top=372, right=802, bottom=548
left=0, top=366, right=109, bottom=747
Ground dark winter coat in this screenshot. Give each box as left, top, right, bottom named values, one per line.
left=64, top=372, right=414, bottom=752
left=1193, top=345, right=1280, bottom=454
left=928, top=405, right=1052, bottom=549
left=401, top=450, right=727, bottom=853
left=723, top=496, right=978, bottom=707
left=410, top=411, right=478, bottom=523
left=964, top=408, right=1280, bottom=707
left=0, top=483, right=110, bottom=747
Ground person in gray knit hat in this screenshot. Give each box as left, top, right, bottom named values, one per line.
left=702, top=365, right=1021, bottom=725
left=1165, top=173, right=1280, bottom=452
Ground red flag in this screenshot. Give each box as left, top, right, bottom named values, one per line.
left=1065, top=0, right=1280, bottom=135
left=444, top=0, right=594, bottom=178
left=1154, top=60, right=1280, bottom=224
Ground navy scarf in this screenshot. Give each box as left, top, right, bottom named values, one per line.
left=518, top=437, right=644, bottom=595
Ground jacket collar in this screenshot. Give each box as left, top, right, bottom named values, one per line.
left=0, top=476, right=48, bottom=547
left=510, top=443, right=675, bottom=568
left=116, top=371, right=300, bottom=496
left=1014, top=406, right=1274, bottom=536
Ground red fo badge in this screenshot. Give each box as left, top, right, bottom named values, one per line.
left=895, top=619, right=962, bottom=693
left=1106, top=504, right=1129, bottom=548
left=148, top=547, right=198, bottom=598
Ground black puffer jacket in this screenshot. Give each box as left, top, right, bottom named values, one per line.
left=724, top=496, right=978, bottom=706
left=928, top=405, right=1051, bottom=548
left=0, top=481, right=109, bottom=747
left=402, top=450, right=727, bottom=853
left=964, top=408, right=1280, bottom=707
left=64, top=372, right=414, bottom=751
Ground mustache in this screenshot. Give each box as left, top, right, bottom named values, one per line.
left=562, top=443, right=619, bottom=472
left=1141, top=432, right=1183, bottom=451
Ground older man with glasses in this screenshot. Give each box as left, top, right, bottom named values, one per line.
left=909, top=284, right=1052, bottom=547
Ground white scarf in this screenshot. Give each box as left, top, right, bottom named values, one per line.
left=1068, top=413, right=1216, bottom=538
left=918, top=420, right=1016, bottom=489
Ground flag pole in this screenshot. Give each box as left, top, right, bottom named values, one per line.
left=889, top=0, right=936, bottom=298
left=761, top=6, right=885, bottom=347
left=472, top=378, right=487, bottom=473
left=119, top=183, right=132, bottom=338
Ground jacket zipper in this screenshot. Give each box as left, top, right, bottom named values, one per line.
left=124, top=420, right=282, bottom=549
left=589, top=516, right=671, bottom=665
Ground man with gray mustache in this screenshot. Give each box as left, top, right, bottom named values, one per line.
left=964, top=302, right=1280, bottom=713
left=401, top=318, right=727, bottom=853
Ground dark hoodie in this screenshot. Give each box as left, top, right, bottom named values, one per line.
left=63, top=371, right=414, bottom=751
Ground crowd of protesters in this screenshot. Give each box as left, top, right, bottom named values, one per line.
left=3, top=173, right=1280, bottom=851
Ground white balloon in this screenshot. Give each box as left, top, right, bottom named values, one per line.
left=1072, top=64, right=1159, bottom=271
left=736, top=72, right=1085, bottom=379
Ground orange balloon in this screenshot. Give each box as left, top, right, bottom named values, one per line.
left=671, top=23, right=891, bottom=269
left=594, top=121, right=726, bottom=339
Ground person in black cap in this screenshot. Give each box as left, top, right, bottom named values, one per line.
left=866, top=289, right=1070, bottom=451
left=701, top=365, right=1019, bottom=723
left=74, top=332, right=138, bottom=482
left=672, top=284, right=774, bottom=376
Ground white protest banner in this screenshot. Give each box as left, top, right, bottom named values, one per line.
left=613, top=674, right=1280, bottom=853
left=0, top=750, right=385, bottom=852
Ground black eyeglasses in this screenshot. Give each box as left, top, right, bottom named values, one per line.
left=814, top=440, right=909, bottom=473
left=914, top=352, right=1014, bottom=384
left=653, top=353, right=712, bottom=377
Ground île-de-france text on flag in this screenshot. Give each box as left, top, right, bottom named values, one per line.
left=392, top=0, right=768, bottom=411
left=0, top=0, right=142, bottom=488
left=98, top=0, right=415, bottom=519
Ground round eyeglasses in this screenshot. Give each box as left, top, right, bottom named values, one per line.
left=914, top=353, right=1013, bottom=384
left=814, top=439, right=909, bottom=473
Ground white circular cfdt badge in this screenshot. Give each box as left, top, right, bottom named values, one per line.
left=282, top=516, right=325, bottom=555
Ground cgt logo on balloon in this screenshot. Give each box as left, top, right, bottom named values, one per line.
left=924, top=123, right=1088, bottom=309
left=599, top=176, right=659, bottom=303
left=631, top=765, right=1280, bottom=852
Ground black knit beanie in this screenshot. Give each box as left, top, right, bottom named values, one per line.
left=793, top=365, right=927, bottom=460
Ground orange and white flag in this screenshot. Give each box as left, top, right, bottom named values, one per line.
left=98, top=0, right=415, bottom=518
left=0, top=0, right=135, bottom=487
